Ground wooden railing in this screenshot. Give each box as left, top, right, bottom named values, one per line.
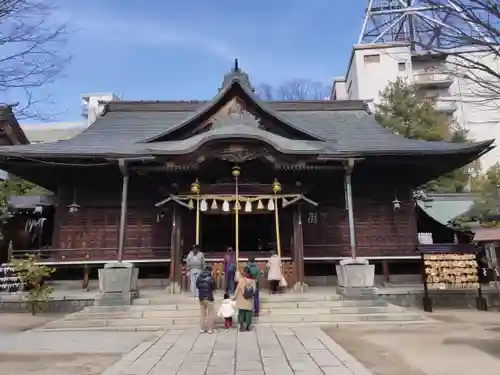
left=10, top=247, right=171, bottom=263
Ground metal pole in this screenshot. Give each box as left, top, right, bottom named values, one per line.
left=117, top=159, right=129, bottom=262
left=345, top=159, right=356, bottom=259
left=235, top=175, right=239, bottom=265
left=195, top=192, right=200, bottom=245
left=274, top=193, right=281, bottom=257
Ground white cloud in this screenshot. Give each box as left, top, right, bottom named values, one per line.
left=53, top=5, right=334, bottom=85
left=57, top=9, right=235, bottom=61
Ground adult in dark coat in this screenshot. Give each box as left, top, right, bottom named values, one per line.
left=196, top=264, right=217, bottom=333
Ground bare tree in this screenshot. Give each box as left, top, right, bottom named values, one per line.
left=256, top=79, right=332, bottom=100
left=420, top=0, right=500, bottom=103
left=0, top=0, right=70, bottom=120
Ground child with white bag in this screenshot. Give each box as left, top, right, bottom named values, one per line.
left=217, top=292, right=236, bottom=330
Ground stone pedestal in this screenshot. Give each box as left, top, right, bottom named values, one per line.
left=166, top=281, right=182, bottom=294
left=96, top=262, right=139, bottom=306
left=292, top=282, right=309, bottom=293
left=336, top=258, right=376, bottom=298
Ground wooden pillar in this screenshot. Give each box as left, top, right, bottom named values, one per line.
left=168, top=206, right=182, bottom=294
left=292, top=205, right=307, bottom=292
left=382, top=260, right=390, bottom=285
left=82, top=264, right=90, bottom=291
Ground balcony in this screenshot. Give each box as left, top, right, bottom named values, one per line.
left=414, top=71, right=454, bottom=88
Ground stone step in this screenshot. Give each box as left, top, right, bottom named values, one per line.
left=84, top=299, right=388, bottom=314
left=36, top=319, right=433, bottom=332
left=43, top=311, right=426, bottom=330
left=133, top=293, right=344, bottom=305
left=68, top=305, right=406, bottom=321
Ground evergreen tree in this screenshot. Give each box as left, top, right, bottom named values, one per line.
left=452, top=163, right=500, bottom=228
left=375, top=77, right=448, bottom=141
left=376, top=78, right=471, bottom=193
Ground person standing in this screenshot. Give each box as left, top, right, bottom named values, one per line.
left=246, top=256, right=261, bottom=316
left=186, top=245, right=205, bottom=297
left=234, top=267, right=256, bottom=331
left=223, top=246, right=237, bottom=295
left=266, top=250, right=282, bottom=294
left=196, top=264, right=216, bottom=333
left=217, top=292, right=236, bottom=331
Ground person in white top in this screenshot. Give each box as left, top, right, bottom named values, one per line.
left=217, top=292, right=236, bottom=330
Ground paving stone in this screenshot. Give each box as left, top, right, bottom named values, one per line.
left=293, top=328, right=328, bottom=350
left=288, top=354, right=321, bottom=372
left=321, top=366, right=356, bottom=375
left=260, top=347, right=286, bottom=358
left=236, top=360, right=263, bottom=371
left=176, top=361, right=208, bottom=375
left=119, top=341, right=155, bottom=363
left=315, top=330, right=358, bottom=363
left=139, top=349, right=167, bottom=359
left=149, top=353, right=186, bottom=374
left=309, top=349, right=343, bottom=367
left=206, top=368, right=235, bottom=375
left=121, top=357, right=162, bottom=375
left=185, top=351, right=212, bottom=362
left=344, top=360, right=374, bottom=375
left=97, top=327, right=373, bottom=375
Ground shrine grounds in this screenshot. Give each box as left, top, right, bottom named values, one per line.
left=0, top=309, right=500, bottom=375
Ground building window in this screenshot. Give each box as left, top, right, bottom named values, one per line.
left=398, top=62, right=406, bottom=71
left=364, top=54, right=380, bottom=63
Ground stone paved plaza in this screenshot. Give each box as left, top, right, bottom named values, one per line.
left=101, top=327, right=372, bottom=375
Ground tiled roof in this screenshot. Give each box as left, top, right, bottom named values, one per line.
left=0, top=70, right=494, bottom=159
left=21, top=122, right=87, bottom=143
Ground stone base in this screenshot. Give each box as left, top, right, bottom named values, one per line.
left=336, top=258, right=375, bottom=287
left=166, top=281, right=182, bottom=294
left=336, top=257, right=376, bottom=299
left=96, top=262, right=139, bottom=306
left=292, top=282, right=309, bottom=293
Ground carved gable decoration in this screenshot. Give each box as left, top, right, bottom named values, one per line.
left=211, top=99, right=263, bottom=129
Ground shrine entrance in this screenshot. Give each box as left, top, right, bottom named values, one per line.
left=201, top=211, right=275, bottom=254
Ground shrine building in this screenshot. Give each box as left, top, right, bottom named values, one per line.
left=0, top=63, right=493, bottom=289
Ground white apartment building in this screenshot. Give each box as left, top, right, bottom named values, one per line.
left=332, top=42, right=500, bottom=170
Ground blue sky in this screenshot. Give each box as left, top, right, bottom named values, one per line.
left=10, top=0, right=366, bottom=123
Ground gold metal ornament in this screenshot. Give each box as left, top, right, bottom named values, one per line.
left=190, top=179, right=200, bottom=194
left=272, top=178, right=282, bottom=194
left=232, top=165, right=241, bottom=178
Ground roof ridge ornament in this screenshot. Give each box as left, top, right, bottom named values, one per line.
left=219, top=58, right=253, bottom=92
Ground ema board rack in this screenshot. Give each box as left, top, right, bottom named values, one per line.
left=419, top=244, right=487, bottom=313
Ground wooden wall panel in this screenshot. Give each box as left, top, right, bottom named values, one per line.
left=303, top=182, right=417, bottom=258
left=55, top=206, right=171, bottom=262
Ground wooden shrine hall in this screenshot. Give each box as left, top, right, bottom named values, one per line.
left=0, top=61, right=493, bottom=289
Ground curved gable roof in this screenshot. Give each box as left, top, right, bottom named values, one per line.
left=141, top=74, right=324, bottom=143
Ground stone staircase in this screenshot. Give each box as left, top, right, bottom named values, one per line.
left=37, top=290, right=431, bottom=331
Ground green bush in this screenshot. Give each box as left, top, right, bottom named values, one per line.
left=10, top=254, right=55, bottom=315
